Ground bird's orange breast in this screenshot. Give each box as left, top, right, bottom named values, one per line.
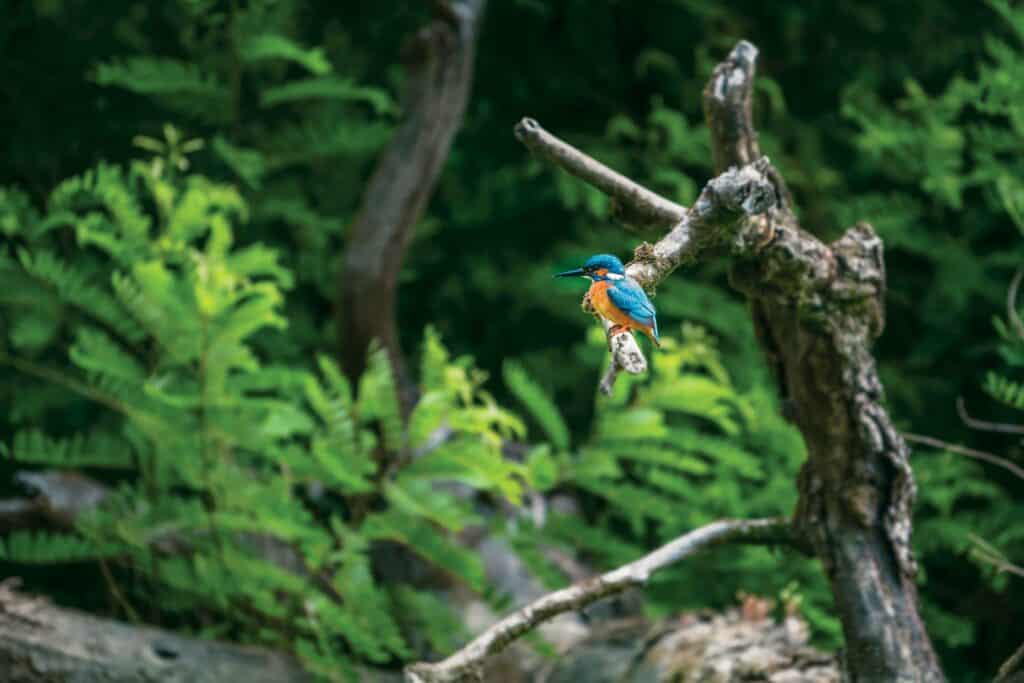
left=589, top=281, right=634, bottom=327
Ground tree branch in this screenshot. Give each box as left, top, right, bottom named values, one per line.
left=514, top=117, right=687, bottom=232
left=957, top=396, right=1024, bottom=435
left=996, top=639, right=1024, bottom=683
left=702, top=40, right=794, bottom=210
left=905, top=432, right=1024, bottom=481
left=404, top=517, right=795, bottom=683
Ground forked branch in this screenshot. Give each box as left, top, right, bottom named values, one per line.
left=404, top=517, right=795, bottom=683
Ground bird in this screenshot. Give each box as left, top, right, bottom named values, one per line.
left=555, top=254, right=660, bottom=347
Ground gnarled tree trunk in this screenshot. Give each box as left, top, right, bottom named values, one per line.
left=703, top=43, right=942, bottom=681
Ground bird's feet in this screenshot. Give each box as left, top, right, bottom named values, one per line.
left=607, top=324, right=631, bottom=350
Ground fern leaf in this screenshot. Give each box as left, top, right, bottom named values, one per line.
left=91, top=58, right=228, bottom=121
left=239, top=34, right=331, bottom=75
left=17, top=248, right=144, bottom=342
left=503, top=360, right=570, bottom=450
left=260, top=76, right=395, bottom=115
left=357, top=345, right=404, bottom=453
left=385, top=477, right=480, bottom=532
left=4, top=429, right=135, bottom=468
left=69, top=326, right=145, bottom=383
left=0, top=532, right=118, bottom=563
left=212, top=137, right=266, bottom=190
left=362, top=509, right=486, bottom=591
left=261, top=119, right=391, bottom=170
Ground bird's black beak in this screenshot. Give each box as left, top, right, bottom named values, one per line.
left=554, top=267, right=585, bottom=278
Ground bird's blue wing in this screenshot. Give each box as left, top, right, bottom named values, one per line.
left=607, top=278, right=657, bottom=327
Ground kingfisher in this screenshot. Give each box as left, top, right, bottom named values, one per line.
left=555, top=254, right=660, bottom=347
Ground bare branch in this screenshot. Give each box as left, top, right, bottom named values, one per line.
left=702, top=40, right=794, bottom=208
left=514, top=117, right=687, bottom=231
left=703, top=40, right=760, bottom=174
left=969, top=534, right=1024, bottom=579
left=956, top=396, right=1024, bottom=435
left=996, top=639, right=1024, bottom=683
left=905, top=432, right=1024, bottom=481
left=404, top=517, right=794, bottom=683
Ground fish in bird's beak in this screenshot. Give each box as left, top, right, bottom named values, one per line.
left=554, top=267, right=586, bottom=278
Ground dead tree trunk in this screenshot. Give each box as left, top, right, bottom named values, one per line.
left=337, top=0, right=485, bottom=393
left=703, top=43, right=942, bottom=681
left=409, top=40, right=946, bottom=682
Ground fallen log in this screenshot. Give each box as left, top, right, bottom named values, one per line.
left=0, top=582, right=327, bottom=683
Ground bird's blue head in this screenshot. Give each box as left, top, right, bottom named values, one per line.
left=555, top=254, right=626, bottom=281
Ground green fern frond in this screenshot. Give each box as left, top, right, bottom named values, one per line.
left=17, top=248, right=144, bottom=342
left=358, top=345, right=404, bottom=453
left=239, top=34, right=331, bottom=75
left=985, top=371, right=1024, bottom=410
left=0, top=532, right=119, bottom=563
left=385, top=477, right=480, bottom=532
left=391, top=586, right=467, bottom=654
left=503, top=360, right=570, bottom=450
left=212, top=137, right=266, bottom=190
left=362, top=509, right=486, bottom=591
left=4, top=428, right=135, bottom=468
left=92, top=58, right=229, bottom=121
left=93, top=57, right=223, bottom=96
left=261, top=76, right=395, bottom=115
left=261, top=119, right=392, bottom=170
left=69, top=326, right=145, bottom=383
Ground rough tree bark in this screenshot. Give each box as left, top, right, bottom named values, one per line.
left=703, top=43, right=941, bottom=681
left=409, top=40, right=945, bottom=682
left=337, top=0, right=485, bottom=392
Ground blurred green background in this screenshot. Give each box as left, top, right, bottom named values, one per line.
left=2, top=1, right=1023, bottom=680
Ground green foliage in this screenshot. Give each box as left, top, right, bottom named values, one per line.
left=0, top=532, right=120, bottom=564
left=0, top=158, right=528, bottom=677
left=503, top=360, right=570, bottom=450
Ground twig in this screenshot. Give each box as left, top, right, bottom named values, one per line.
left=956, top=396, right=1024, bottom=435
left=904, top=432, right=1024, bottom=481
left=98, top=558, right=142, bottom=624
left=996, top=639, right=1024, bottom=683
left=969, top=534, right=1024, bottom=579
left=404, top=517, right=794, bottom=683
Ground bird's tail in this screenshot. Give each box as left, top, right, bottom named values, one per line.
left=647, top=320, right=661, bottom=348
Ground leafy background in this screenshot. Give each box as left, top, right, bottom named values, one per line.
left=1, top=0, right=1023, bottom=681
